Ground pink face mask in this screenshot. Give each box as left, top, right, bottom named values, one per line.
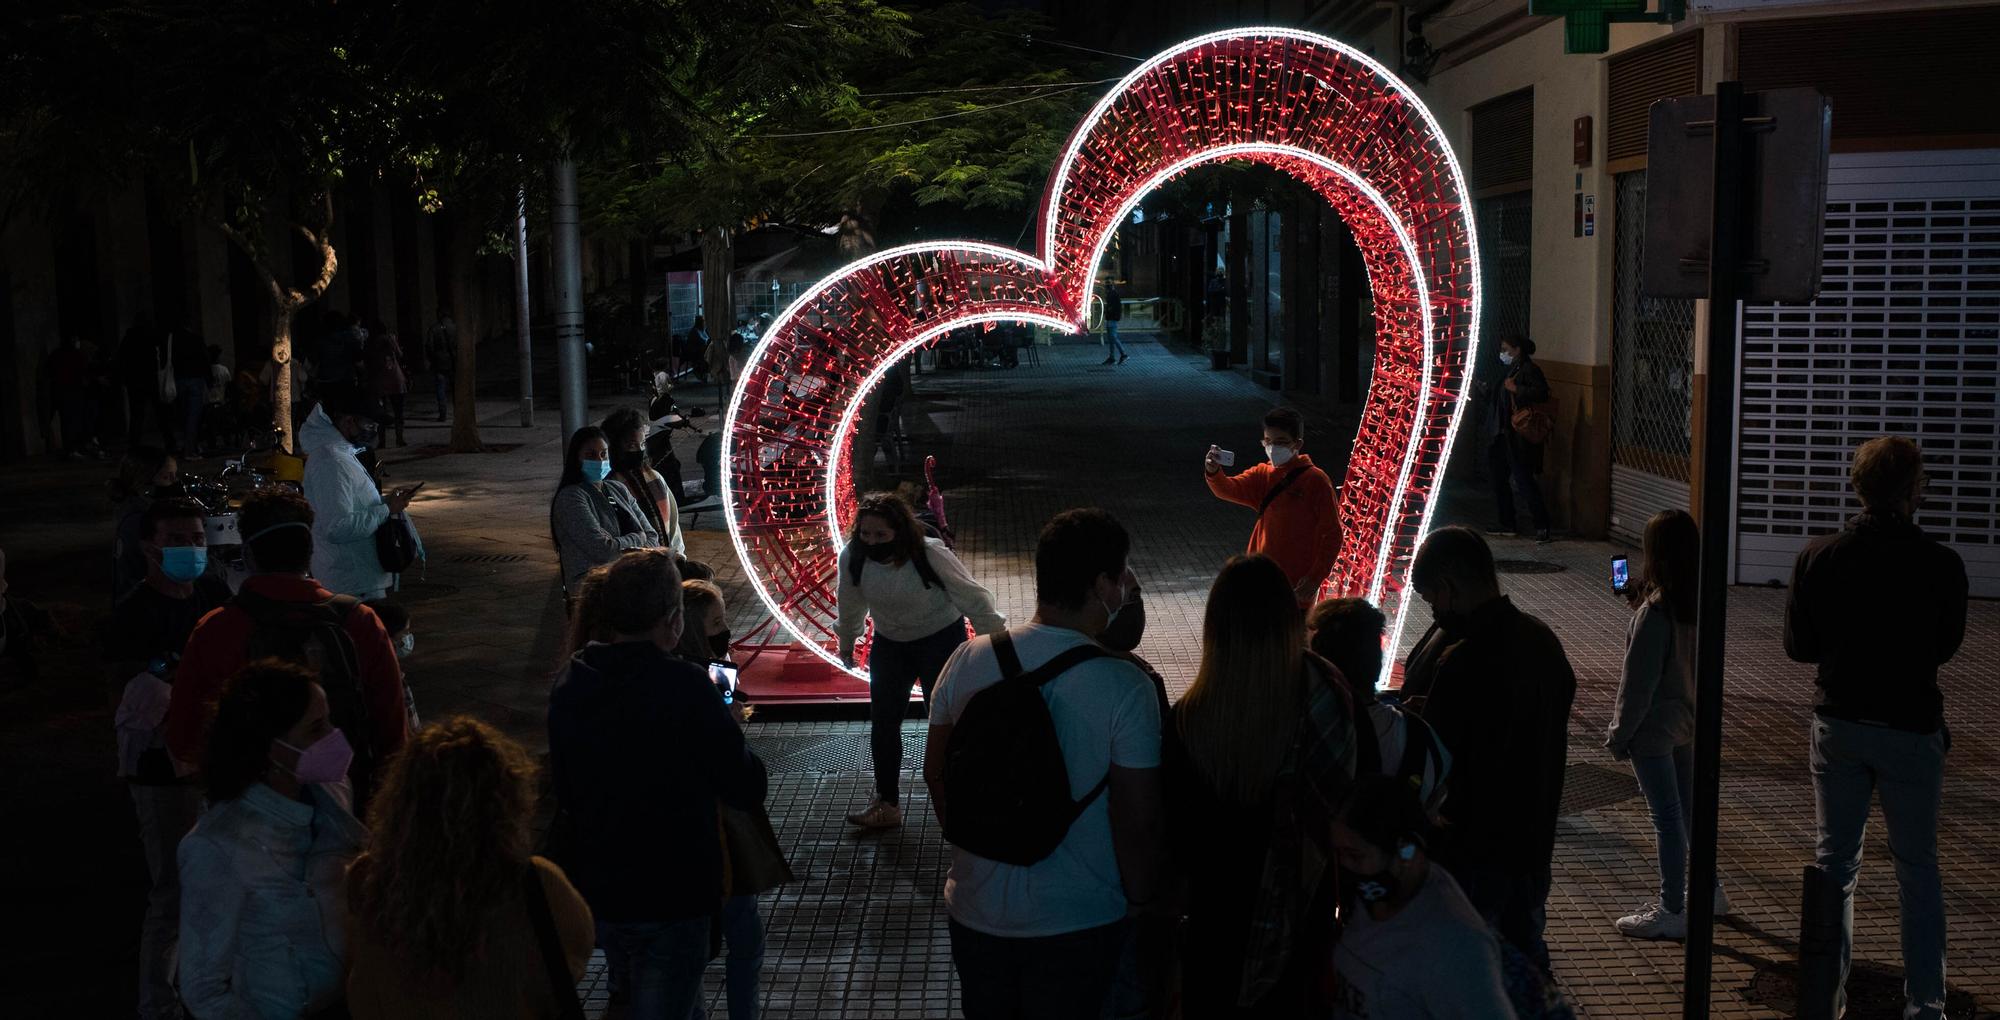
left=273, top=729, right=355, bottom=786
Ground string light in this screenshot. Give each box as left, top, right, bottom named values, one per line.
left=722, top=29, right=1480, bottom=686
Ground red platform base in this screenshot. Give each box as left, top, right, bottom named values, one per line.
left=734, top=644, right=920, bottom=706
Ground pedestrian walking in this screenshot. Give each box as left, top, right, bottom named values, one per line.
left=166, top=487, right=409, bottom=810
left=425, top=312, right=457, bottom=422
left=345, top=717, right=596, bottom=1019
left=1307, top=598, right=1452, bottom=810
left=119, top=313, right=177, bottom=451
left=1487, top=334, right=1554, bottom=543
left=548, top=550, right=768, bottom=1019
left=106, top=497, right=229, bottom=1020
left=177, top=660, right=368, bottom=1020
left=299, top=395, right=417, bottom=601
left=683, top=315, right=711, bottom=381
left=923, top=508, right=1164, bottom=1020
left=1607, top=509, right=1730, bottom=939
left=363, top=318, right=410, bottom=448
left=1166, top=554, right=1356, bottom=1017
left=837, top=492, right=1007, bottom=830
left=1402, top=526, right=1576, bottom=972
left=1786, top=436, right=1967, bottom=1020
left=550, top=425, right=662, bottom=594
left=601, top=407, right=686, bottom=557
left=1330, top=777, right=1519, bottom=1020
left=1100, top=279, right=1129, bottom=365
left=1204, top=407, right=1343, bottom=607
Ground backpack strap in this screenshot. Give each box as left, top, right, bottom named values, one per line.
left=1015, top=644, right=1111, bottom=689
left=1399, top=712, right=1443, bottom=794
left=1258, top=466, right=1310, bottom=517
left=990, top=629, right=1023, bottom=679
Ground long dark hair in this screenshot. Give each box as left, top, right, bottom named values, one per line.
left=203, top=660, right=318, bottom=802
left=347, top=717, right=538, bottom=985
left=1175, top=555, right=1308, bottom=803
left=846, top=492, right=929, bottom=586
left=557, top=426, right=609, bottom=490
left=1640, top=508, right=1699, bottom=623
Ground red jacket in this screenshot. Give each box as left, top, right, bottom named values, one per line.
left=1205, top=455, right=1343, bottom=602
left=166, top=574, right=408, bottom=768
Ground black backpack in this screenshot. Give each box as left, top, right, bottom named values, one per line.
left=1353, top=700, right=1449, bottom=811
left=942, top=631, right=1111, bottom=866
left=233, top=590, right=378, bottom=799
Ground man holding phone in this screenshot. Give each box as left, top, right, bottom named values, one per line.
left=300, top=391, right=420, bottom=600
left=1203, top=407, right=1343, bottom=607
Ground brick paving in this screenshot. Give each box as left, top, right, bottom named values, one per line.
left=3, top=333, right=1995, bottom=1018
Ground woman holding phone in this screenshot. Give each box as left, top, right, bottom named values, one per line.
left=1606, top=508, right=1728, bottom=939
left=835, top=493, right=1006, bottom=830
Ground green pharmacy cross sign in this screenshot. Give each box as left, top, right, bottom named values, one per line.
left=1529, top=0, right=1686, bottom=53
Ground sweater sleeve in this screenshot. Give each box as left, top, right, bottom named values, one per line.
left=178, top=833, right=258, bottom=1020
left=649, top=470, right=686, bottom=556
left=835, top=546, right=868, bottom=650
left=305, top=457, right=391, bottom=546
left=930, top=542, right=1007, bottom=635
left=1205, top=463, right=1268, bottom=510
left=348, top=606, right=409, bottom=760
left=1606, top=606, right=1669, bottom=756
left=552, top=484, right=650, bottom=565
left=165, top=614, right=229, bottom=766
left=1782, top=547, right=1821, bottom=664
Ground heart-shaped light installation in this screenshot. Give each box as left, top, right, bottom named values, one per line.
left=722, top=28, right=1479, bottom=688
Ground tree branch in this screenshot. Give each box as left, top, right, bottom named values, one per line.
left=217, top=221, right=287, bottom=302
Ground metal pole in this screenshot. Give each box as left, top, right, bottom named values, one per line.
left=1683, top=79, right=1746, bottom=1020
left=514, top=183, right=534, bottom=428
left=551, top=154, right=589, bottom=441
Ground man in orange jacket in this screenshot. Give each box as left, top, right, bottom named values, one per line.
left=1205, top=407, right=1342, bottom=606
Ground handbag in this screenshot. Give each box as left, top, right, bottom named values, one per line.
left=720, top=804, right=794, bottom=896
left=156, top=332, right=178, bottom=405
left=374, top=513, right=419, bottom=573
left=522, top=865, right=586, bottom=1020
left=1511, top=400, right=1556, bottom=445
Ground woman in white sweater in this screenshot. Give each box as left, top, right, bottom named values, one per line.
left=837, top=492, right=1005, bottom=829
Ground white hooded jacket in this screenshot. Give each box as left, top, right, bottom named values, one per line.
left=299, top=404, right=407, bottom=600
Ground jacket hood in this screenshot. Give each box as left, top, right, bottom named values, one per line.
left=298, top=404, right=350, bottom=456
left=559, top=640, right=680, bottom=703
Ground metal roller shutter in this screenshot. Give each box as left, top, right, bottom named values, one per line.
left=1736, top=150, right=2000, bottom=595
left=1606, top=31, right=1701, bottom=164
left=1470, top=88, right=1534, bottom=194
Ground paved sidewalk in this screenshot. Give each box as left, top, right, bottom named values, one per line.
left=2, top=336, right=1993, bottom=1018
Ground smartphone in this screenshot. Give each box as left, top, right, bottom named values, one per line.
left=394, top=481, right=427, bottom=499
left=1215, top=448, right=1237, bottom=467
left=1611, top=555, right=1630, bottom=595
left=708, top=661, right=740, bottom=704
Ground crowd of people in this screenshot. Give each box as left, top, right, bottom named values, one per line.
left=67, top=342, right=1962, bottom=1020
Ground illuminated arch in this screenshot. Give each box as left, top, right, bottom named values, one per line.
left=722, top=28, right=1480, bottom=687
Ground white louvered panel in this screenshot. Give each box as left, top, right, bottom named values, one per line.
left=1737, top=150, right=2000, bottom=595
left=1611, top=464, right=1691, bottom=548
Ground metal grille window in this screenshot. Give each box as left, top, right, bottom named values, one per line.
left=1612, top=171, right=1698, bottom=479
left=1737, top=151, right=2000, bottom=594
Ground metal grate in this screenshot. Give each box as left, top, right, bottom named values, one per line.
left=1558, top=761, right=1641, bottom=816
left=1737, top=151, right=2000, bottom=595
left=750, top=730, right=925, bottom=774
left=1610, top=170, right=1697, bottom=542
left=449, top=553, right=529, bottom=564
left=1494, top=559, right=1567, bottom=575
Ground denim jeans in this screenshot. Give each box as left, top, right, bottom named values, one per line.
left=177, top=377, right=207, bottom=454
left=1632, top=745, right=1695, bottom=913
left=1489, top=433, right=1549, bottom=533
left=1456, top=863, right=1552, bottom=975
left=433, top=371, right=451, bottom=419
left=722, top=895, right=764, bottom=1020
left=950, top=918, right=1129, bottom=1020
left=598, top=917, right=714, bottom=1020
left=131, top=782, right=204, bottom=1020
left=1809, top=715, right=1949, bottom=1020
left=867, top=620, right=966, bottom=803
left=1103, top=321, right=1128, bottom=359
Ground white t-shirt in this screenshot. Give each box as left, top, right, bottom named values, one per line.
left=929, top=623, right=1162, bottom=938
left=1332, top=865, right=1517, bottom=1019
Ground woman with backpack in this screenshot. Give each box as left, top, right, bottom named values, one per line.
left=345, top=716, right=595, bottom=1019
left=1164, top=555, right=1357, bottom=1017
left=836, top=492, right=1006, bottom=830
left=1606, top=508, right=1728, bottom=939
left=550, top=426, right=661, bottom=596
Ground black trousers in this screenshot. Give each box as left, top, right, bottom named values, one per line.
left=866, top=619, right=967, bottom=803
left=1490, top=432, right=1550, bottom=532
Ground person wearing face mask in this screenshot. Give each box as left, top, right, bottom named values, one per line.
left=167, top=487, right=409, bottom=813
left=1398, top=526, right=1575, bottom=974
left=837, top=493, right=1007, bottom=830
left=1330, top=777, right=1517, bottom=1020
left=177, top=660, right=369, bottom=1020
left=110, top=445, right=181, bottom=604
left=549, top=551, right=768, bottom=1019
left=106, top=498, right=232, bottom=1020
left=1203, top=407, right=1342, bottom=607
left=1164, top=555, right=1357, bottom=1017
left=1487, top=333, right=1553, bottom=543
left=923, top=508, right=1164, bottom=1020
left=299, top=393, right=418, bottom=601
left=601, top=406, right=686, bottom=556
left=550, top=425, right=663, bottom=596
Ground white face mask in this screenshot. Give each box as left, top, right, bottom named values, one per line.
left=1264, top=443, right=1296, bottom=466
left=1499, top=351, right=1516, bottom=366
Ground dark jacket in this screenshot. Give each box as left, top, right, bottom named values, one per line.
left=1410, top=596, right=1576, bottom=874
left=548, top=640, right=766, bottom=923
left=1785, top=513, right=1967, bottom=733
left=1491, top=355, right=1551, bottom=473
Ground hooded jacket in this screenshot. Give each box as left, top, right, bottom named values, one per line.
left=300, top=405, right=398, bottom=600
left=548, top=641, right=766, bottom=923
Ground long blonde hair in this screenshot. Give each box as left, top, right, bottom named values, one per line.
left=1175, top=555, right=1308, bottom=803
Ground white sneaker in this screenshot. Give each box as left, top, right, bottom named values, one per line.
left=845, top=799, right=904, bottom=829
left=1615, top=902, right=1688, bottom=940
left=1713, top=884, right=1732, bottom=917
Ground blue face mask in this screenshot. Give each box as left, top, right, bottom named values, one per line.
left=160, top=546, right=208, bottom=583
left=581, top=459, right=613, bottom=483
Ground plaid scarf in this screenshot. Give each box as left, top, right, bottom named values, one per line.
left=1238, top=657, right=1357, bottom=1008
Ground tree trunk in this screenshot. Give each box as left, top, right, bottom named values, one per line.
left=271, top=295, right=297, bottom=452
left=700, top=226, right=733, bottom=344
left=220, top=194, right=338, bottom=454
left=446, top=211, right=483, bottom=452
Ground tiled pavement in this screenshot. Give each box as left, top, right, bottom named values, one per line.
left=5, top=333, right=1994, bottom=1017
